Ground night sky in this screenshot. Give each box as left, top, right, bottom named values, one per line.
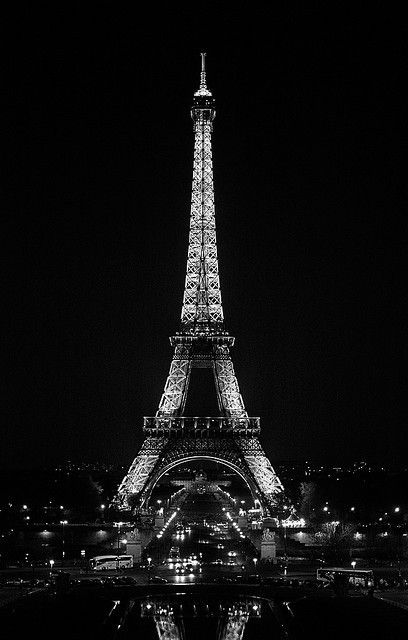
left=3, top=6, right=406, bottom=469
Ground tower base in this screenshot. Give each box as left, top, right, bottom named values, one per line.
left=113, top=420, right=284, bottom=517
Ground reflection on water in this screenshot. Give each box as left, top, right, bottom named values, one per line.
left=130, top=596, right=274, bottom=640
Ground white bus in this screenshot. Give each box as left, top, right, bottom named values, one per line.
left=89, top=555, right=133, bottom=571
left=317, top=567, right=374, bottom=588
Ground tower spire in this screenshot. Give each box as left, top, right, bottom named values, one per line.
left=195, top=51, right=212, bottom=97
left=184, top=52, right=220, bottom=330
left=200, top=51, right=207, bottom=90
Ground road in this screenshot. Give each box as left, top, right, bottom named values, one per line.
left=145, top=491, right=258, bottom=582
left=375, top=591, right=408, bottom=611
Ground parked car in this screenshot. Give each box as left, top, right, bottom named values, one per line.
left=212, top=576, right=234, bottom=584
left=148, top=576, right=168, bottom=584
left=234, top=574, right=261, bottom=584
left=111, top=576, right=137, bottom=585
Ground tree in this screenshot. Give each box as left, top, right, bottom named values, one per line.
left=299, top=481, right=318, bottom=524
left=273, top=491, right=293, bottom=561
left=315, top=521, right=355, bottom=563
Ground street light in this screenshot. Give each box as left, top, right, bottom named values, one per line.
left=60, top=520, right=68, bottom=566
left=115, top=522, right=124, bottom=571
left=147, top=556, right=152, bottom=573
left=253, top=557, right=258, bottom=570
left=351, top=560, right=356, bottom=585
left=49, top=559, right=54, bottom=574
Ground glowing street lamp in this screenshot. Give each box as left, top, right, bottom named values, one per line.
left=115, top=521, right=124, bottom=570
left=49, top=559, right=55, bottom=573
left=99, top=504, right=105, bottom=522
left=351, top=560, right=357, bottom=585
left=253, top=557, right=258, bottom=570
left=394, top=507, right=400, bottom=513
left=60, top=520, right=68, bottom=566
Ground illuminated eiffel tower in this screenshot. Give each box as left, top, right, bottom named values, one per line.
left=113, top=54, right=284, bottom=516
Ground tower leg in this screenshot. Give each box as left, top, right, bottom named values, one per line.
left=112, top=437, right=169, bottom=510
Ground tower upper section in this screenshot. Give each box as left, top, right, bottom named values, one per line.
left=181, top=53, right=224, bottom=333
left=191, top=52, right=216, bottom=122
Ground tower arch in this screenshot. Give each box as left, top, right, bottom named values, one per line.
left=140, top=455, right=265, bottom=514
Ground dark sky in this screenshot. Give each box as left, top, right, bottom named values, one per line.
left=2, top=6, right=406, bottom=469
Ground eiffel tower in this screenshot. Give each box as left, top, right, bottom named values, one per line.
left=113, top=53, right=284, bottom=516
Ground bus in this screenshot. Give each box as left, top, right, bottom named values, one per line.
left=317, top=567, right=374, bottom=588
left=89, top=555, right=133, bottom=571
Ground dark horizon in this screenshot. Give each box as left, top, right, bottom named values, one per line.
left=1, top=457, right=407, bottom=474
left=3, top=7, right=406, bottom=469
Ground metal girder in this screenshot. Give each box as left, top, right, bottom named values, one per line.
left=112, top=437, right=168, bottom=510
left=213, top=348, right=247, bottom=417
left=157, top=344, right=192, bottom=416
left=156, top=339, right=247, bottom=418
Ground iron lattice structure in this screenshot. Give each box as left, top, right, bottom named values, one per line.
left=114, top=53, right=284, bottom=515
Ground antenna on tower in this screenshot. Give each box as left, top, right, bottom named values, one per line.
left=194, top=51, right=211, bottom=97
left=200, top=51, right=207, bottom=90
